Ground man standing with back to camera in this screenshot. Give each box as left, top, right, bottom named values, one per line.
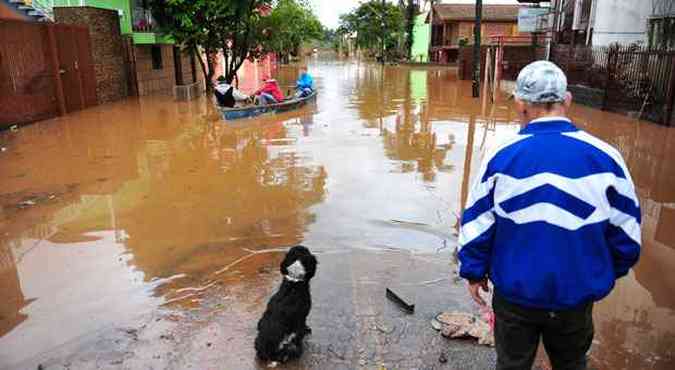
left=457, top=61, right=641, bottom=370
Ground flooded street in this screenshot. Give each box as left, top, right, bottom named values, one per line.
left=1, top=59, right=674, bottom=370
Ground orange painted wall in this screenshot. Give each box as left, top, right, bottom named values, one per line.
left=456, top=21, right=524, bottom=43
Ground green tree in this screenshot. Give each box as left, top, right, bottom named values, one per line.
left=151, top=0, right=273, bottom=91
left=151, top=0, right=221, bottom=91
left=337, top=0, right=404, bottom=60
left=400, top=0, right=418, bottom=59
left=218, top=1, right=273, bottom=82
left=260, top=0, right=323, bottom=63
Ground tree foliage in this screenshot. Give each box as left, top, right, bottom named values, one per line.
left=260, top=0, right=323, bottom=62
left=152, top=0, right=323, bottom=89
left=337, top=0, right=404, bottom=59
left=400, top=0, right=418, bottom=59
left=151, top=0, right=227, bottom=90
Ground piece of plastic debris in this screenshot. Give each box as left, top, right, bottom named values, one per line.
left=10, top=125, right=18, bottom=132
left=19, top=200, right=36, bottom=207
left=432, top=311, right=494, bottom=347
left=386, top=288, right=414, bottom=314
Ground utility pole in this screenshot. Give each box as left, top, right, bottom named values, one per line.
left=381, top=0, right=386, bottom=65
left=472, top=0, right=482, bottom=98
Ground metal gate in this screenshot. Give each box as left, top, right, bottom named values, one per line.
left=551, top=44, right=675, bottom=126
left=0, top=19, right=97, bottom=129
left=0, top=20, right=58, bottom=126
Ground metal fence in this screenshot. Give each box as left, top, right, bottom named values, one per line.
left=0, top=19, right=97, bottom=128
left=551, top=44, right=675, bottom=126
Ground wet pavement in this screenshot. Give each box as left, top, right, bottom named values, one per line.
left=0, top=59, right=674, bottom=370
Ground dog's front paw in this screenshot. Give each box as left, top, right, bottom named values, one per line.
left=267, top=361, right=279, bottom=368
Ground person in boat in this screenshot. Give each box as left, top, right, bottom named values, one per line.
left=214, top=75, right=250, bottom=108
left=252, top=77, right=284, bottom=106
left=294, top=66, right=314, bottom=99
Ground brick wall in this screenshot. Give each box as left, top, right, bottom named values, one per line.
left=135, top=44, right=175, bottom=96
left=55, top=7, right=129, bottom=104
left=176, top=48, right=203, bottom=87
left=458, top=46, right=487, bottom=80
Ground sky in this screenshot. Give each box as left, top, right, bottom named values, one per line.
left=310, top=0, right=522, bottom=30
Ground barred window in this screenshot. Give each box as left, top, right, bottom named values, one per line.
left=649, top=17, right=675, bottom=49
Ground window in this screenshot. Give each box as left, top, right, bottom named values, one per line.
left=649, top=17, right=675, bottom=49
left=151, top=46, right=163, bottom=70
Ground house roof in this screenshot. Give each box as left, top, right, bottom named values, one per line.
left=430, top=4, right=520, bottom=22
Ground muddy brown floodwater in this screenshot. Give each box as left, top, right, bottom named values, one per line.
left=0, top=59, right=674, bottom=370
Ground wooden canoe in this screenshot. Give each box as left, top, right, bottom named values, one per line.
left=218, top=90, right=317, bottom=121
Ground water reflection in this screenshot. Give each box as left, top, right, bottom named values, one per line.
left=0, top=243, right=30, bottom=338
left=0, top=83, right=326, bottom=366
left=382, top=105, right=452, bottom=182
left=570, top=106, right=675, bottom=369
left=0, top=61, right=673, bottom=369
left=345, top=63, right=675, bottom=369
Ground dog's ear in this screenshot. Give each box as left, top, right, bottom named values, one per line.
left=280, top=250, right=293, bottom=275
left=301, top=253, right=318, bottom=280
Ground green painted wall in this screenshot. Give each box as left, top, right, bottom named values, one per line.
left=54, top=0, right=132, bottom=34
left=410, top=13, right=430, bottom=63
left=53, top=0, right=172, bottom=44
left=132, top=32, right=172, bottom=45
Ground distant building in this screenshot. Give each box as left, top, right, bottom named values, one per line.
left=520, top=0, right=674, bottom=48
left=54, top=0, right=202, bottom=96
left=427, top=3, right=524, bottom=64
left=5, top=0, right=204, bottom=98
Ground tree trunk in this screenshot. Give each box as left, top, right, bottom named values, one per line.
left=194, top=45, right=212, bottom=93
left=472, top=0, right=482, bottom=98
left=205, top=50, right=216, bottom=93
left=405, top=0, right=416, bottom=59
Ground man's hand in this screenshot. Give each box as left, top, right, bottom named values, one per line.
left=468, top=278, right=490, bottom=307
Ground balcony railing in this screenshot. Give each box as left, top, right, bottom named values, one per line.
left=132, top=3, right=156, bottom=32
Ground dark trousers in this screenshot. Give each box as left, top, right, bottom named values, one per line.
left=493, top=293, right=594, bottom=370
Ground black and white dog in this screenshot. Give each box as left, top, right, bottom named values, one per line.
left=255, top=245, right=317, bottom=366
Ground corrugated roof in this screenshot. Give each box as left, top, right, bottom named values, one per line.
left=432, top=4, right=520, bottom=22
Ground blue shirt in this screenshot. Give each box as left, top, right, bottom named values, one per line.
left=458, top=117, right=641, bottom=310
left=296, top=73, right=313, bottom=90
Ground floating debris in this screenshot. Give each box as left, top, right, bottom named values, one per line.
left=432, top=311, right=494, bottom=346
left=386, top=288, right=414, bottom=314
left=19, top=200, right=36, bottom=207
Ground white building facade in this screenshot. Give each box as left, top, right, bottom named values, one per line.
left=521, top=0, right=674, bottom=47
left=591, top=0, right=652, bottom=46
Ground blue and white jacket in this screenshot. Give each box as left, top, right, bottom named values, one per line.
left=458, top=117, right=641, bottom=310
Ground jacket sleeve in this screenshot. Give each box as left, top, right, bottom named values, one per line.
left=232, top=89, right=249, bottom=101
left=606, top=174, right=641, bottom=278
left=458, top=160, right=497, bottom=281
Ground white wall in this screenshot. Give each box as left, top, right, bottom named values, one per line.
left=592, top=0, right=653, bottom=46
